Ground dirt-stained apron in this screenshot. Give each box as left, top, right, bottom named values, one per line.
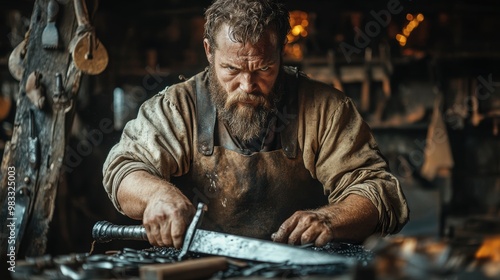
left=172, top=69, right=328, bottom=240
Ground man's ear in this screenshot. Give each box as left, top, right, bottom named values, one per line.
left=203, top=38, right=213, bottom=64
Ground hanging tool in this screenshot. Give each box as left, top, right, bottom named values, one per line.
left=41, top=0, right=60, bottom=49
left=25, top=71, right=46, bottom=110
left=69, top=0, right=108, bottom=75
left=12, top=110, right=41, bottom=254
left=360, top=47, right=373, bottom=113
left=8, top=30, right=30, bottom=81
left=93, top=203, right=355, bottom=266
left=52, top=72, right=74, bottom=114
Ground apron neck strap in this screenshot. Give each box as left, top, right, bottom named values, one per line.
left=195, top=71, right=216, bottom=156
left=279, top=66, right=299, bottom=159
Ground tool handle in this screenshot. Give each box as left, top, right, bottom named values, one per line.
left=140, top=257, right=228, bottom=280
left=73, top=0, right=90, bottom=28
left=47, top=0, right=59, bottom=22
left=92, top=221, right=147, bottom=243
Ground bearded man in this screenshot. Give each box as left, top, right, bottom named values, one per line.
left=102, top=0, right=409, bottom=249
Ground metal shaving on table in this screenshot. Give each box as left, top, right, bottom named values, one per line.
left=11, top=243, right=371, bottom=279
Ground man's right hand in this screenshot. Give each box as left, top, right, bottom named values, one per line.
left=142, top=193, right=196, bottom=248
left=117, top=170, right=196, bottom=249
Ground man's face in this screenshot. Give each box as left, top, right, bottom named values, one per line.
left=204, top=24, right=282, bottom=142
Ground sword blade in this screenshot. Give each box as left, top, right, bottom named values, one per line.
left=189, top=229, right=355, bottom=266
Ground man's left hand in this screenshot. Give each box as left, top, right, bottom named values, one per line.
left=271, top=195, right=379, bottom=246
left=271, top=209, right=334, bottom=247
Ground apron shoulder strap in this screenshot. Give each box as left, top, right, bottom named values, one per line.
left=280, top=66, right=300, bottom=159
left=195, top=71, right=216, bottom=156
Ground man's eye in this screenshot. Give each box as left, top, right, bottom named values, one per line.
left=260, top=66, right=270, bottom=71
left=225, top=66, right=240, bottom=73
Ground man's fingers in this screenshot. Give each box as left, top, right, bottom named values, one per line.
left=287, top=221, right=310, bottom=245
left=171, top=207, right=196, bottom=248
left=160, top=223, right=173, bottom=247
left=272, top=215, right=299, bottom=243
left=144, top=224, right=154, bottom=245
left=274, top=211, right=335, bottom=246
left=171, top=219, right=188, bottom=249
left=314, top=230, right=332, bottom=247
left=145, top=224, right=163, bottom=246
left=300, top=226, right=321, bottom=245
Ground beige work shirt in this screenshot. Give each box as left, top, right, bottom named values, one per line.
left=102, top=68, right=409, bottom=235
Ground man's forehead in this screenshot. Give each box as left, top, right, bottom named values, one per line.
left=214, top=24, right=279, bottom=59
left=216, top=25, right=277, bottom=47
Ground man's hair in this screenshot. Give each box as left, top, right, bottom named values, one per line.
left=204, top=0, right=291, bottom=53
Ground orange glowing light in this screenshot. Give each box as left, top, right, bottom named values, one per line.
left=398, top=13, right=424, bottom=47
left=285, top=10, right=309, bottom=59
left=292, top=25, right=304, bottom=36
left=476, top=236, right=500, bottom=262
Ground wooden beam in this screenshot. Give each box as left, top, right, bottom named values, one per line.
left=0, top=0, right=84, bottom=257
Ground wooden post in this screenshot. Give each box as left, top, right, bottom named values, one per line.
left=0, top=0, right=84, bottom=257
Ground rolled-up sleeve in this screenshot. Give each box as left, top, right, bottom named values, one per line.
left=300, top=81, right=409, bottom=235
left=102, top=85, right=196, bottom=213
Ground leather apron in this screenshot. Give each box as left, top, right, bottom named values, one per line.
left=171, top=69, right=328, bottom=240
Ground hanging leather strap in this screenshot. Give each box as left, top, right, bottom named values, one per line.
left=195, top=72, right=216, bottom=156
left=279, top=66, right=300, bottom=159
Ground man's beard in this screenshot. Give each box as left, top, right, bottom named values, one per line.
left=208, top=64, right=278, bottom=142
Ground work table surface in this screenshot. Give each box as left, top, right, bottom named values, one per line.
left=9, top=233, right=500, bottom=280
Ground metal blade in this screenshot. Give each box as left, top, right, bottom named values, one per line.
left=13, top=186, right=31, bottom=252
left=188, top=229, right=355, bottom=266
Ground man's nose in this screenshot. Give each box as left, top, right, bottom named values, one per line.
left=239, top=73, right=256, bottom=93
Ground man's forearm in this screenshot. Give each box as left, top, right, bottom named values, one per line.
left=117, top=170, right=178, bottom=220
left=320, top=194, right=379, bottom=242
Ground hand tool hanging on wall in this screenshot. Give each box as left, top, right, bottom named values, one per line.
left=69, top=0, right=108, bottom=75
left=8, top=29, right=30, bottom=81
left=26, top=71, right=46, bottom=110
left=41, top=0, right=60, bottom=49
left=93, top=203, right=355, bottom=266
left=13, top=110, right=41, bottom=254
left=53, top=72, right=71, bottom=107
left=360, top=47, right=373, bottom=113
